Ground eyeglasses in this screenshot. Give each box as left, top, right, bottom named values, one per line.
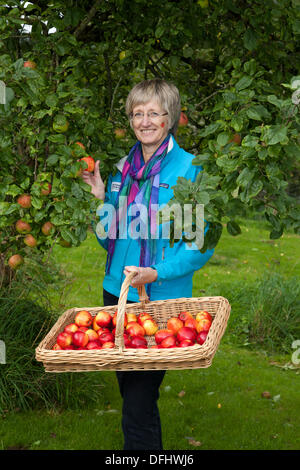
left=130, top=111, right=168, bottom=122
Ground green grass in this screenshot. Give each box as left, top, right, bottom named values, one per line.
left=1, top=218, right=299, bottom=450
left=1, top=345, right=299, bottom=450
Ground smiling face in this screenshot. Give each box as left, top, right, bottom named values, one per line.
left=131, top=100, right=169, bottom=152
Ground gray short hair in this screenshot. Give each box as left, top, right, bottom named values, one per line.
left=125, top=79, right=181, bottom=135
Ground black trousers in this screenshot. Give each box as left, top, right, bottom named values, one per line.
left=103, top=289, right=166, bottom=450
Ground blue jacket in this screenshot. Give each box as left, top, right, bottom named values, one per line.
left=94, top=135, right=214, bottom=302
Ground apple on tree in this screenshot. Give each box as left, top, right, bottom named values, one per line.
left=17, top=194, right=31, bottom=208
left=8, top=254, right=24, bottom=269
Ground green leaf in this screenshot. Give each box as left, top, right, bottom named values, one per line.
left=247, top=105, right=271, bottom=121
left=235, top=76, right=253, bottom=91
left=236, top=167, right=254, bottom=187
left=244, top=29, right=258, bottom=51
left=71, top=182, right=83, bottom=199
left=264, top=125, right=288, bottom=145
left=217, top=132, right=230, bottom=146
left=227, top=220, right=241, bottom=236
left=198, top=123, right=220, bottom=138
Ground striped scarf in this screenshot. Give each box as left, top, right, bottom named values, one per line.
left=106, top=134, right=171, bottom=276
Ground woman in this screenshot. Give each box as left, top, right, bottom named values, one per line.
left=82, top=79, right=214, bottom=450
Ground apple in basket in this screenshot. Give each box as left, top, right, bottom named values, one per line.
left=56, top=332, right=73, bottom=349
left=160, top=335, right=177, bottom=348
left=178, top=339, right=194, bottom=347
left=167, top=317, right=184, bottom=335
left=127, top=313, right=138, bottom=323
left=75, top=310, right=93, bottom=328
left=126, top=321, right=145, bottom=337
left=142, top=318, right=159, bottom=336
left=184, top=317, right=198, bottom=331
left=86, top=340, right=102, bottom=350
left=64, top=323, right=79, bottom=335
left=177, top=327, right=197, bottom=344
left=137, top=312, right=152, bottom=326
left=196, top=310, right=212, bottom=323
left=102, top=341, right=115, bottom=349
left=72, top=330, right=89, bottom=348
left=112, top=311, right=128, bottom=328
left=85, top=329, right=99, bottom=342
left=130, top=335, right=148, bottom=349
left=196, top=318, right=212, bottom=334
left=96, top=327, right=111, bottom=338
left=95, top=310, right=112, bottom=328
left=98, top=331, right=114, bottom=345
left=52, top=343, right=63, bottom=350
left=154, top=329, right=174, bottom=345
left=178, top=311, right=193, bottom=322
left=196, top=331, right=208, bottom=345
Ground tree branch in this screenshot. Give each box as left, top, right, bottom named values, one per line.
left=74, top=0, right=103, bottom=39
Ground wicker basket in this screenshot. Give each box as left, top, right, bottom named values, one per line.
left=35, top=272, right=231, bottom=372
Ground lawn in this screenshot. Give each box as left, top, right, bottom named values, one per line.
left=1, top=218, right=299, bottom=450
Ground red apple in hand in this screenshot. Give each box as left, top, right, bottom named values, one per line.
left=79, top=156, right=95, bottom=172
left=177, top=327, right=197, bottom=343
left=75, top=310, right=93, bottom=328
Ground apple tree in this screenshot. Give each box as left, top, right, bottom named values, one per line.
left=0, top=0, right=300, bottom=283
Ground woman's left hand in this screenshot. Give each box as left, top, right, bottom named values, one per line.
left=124, top=266, right=158, bottom=287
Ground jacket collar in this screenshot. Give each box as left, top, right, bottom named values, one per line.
left=115, top=134, right=176, bottom=173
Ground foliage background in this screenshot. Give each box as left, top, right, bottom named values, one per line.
left=1, top=0, right=300, bottom=267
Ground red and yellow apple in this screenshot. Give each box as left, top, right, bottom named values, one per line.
left=72, top=330, right=89, bottom=348
left=56, top=331, right=73, bottom=349
left=64, top=323, right=79, bottom=335
left=167, top=317, right=184, bottom=335
left=95, top=310, right=112, bottom=328
left=160, top=335, right=177, bottom=348
left=155, top=329, right=174, bottom=345
left=142, top=318, right=159, bottom=336
left=8, top=254, right=24, bottom=269
left=196, top=318, right=212, bottom=333
left=17, top=194, right=31, bottom=208
left=16, top=219, right=31, bottom=234
left=75, top=310, right=93, bottom=328
left=126, top=321, right=145, bottom=337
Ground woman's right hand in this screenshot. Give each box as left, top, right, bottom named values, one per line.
left=81, top=160, right=105, bottom=200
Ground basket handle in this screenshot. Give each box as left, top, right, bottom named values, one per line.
left=114, top=271, right=150, bottom=351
